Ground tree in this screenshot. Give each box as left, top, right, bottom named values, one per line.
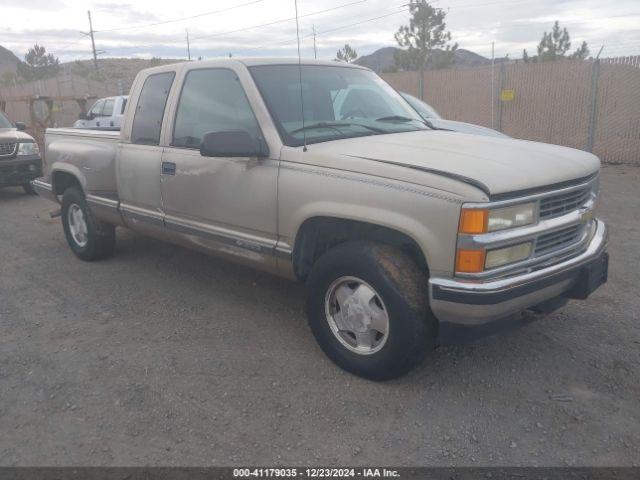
left=335, top=44, right=358, bottom=63
left=523, top=21, right=589, bottom=62
left=571, top=41, right=589, bottom=60
left=17, top=44, right=59, bottom=81
left=393, top=0, right=457, bottom=71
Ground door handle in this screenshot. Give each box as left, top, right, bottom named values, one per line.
left=162, top=162, right=176, bottom=175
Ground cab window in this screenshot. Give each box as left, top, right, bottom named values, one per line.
left=102, top=98, right=115, bottom=117
left=131, top=72, right=175, bottom=145
left=172, top=68, right=261, bottom=149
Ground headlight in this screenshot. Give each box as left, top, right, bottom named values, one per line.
left=485, top=242, right=533, bottom=269
left=17, top=142, right=40, bottom=156
left=459, top=202, right=536, bottom=234
left=487, top=203, right=536, bottom=231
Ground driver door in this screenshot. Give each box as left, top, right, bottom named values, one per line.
left=160, top=67, right=279, bottom=270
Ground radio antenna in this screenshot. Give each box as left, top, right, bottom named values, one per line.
left=294, top=0, right=308, bottom=152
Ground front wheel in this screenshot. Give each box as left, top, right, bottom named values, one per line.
left=306, top=242, right=437, bottom=381
left=61, top=186, right=115, bottom=261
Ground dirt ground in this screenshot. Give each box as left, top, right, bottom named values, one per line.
left=0, top=165, right=638, bottom=467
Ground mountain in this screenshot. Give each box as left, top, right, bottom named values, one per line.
left=0, top=45, right=20, bottom=77
left=355, top=46, right=497, bottom=72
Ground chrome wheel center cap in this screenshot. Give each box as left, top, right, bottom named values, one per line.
left=343, top=299, right=369, bottom=332
left=324, top=276, right=390, bottom=355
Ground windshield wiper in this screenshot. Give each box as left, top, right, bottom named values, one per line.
left=376, top=114, right=443, bottom=131
left=290, top=121, right=386, bottom=135
left=377, top=115, right=436, bottom=127
left=375, top=115, right=416, bottom=123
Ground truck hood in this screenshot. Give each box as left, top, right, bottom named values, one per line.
left=312, top=130, right=600, bottom=197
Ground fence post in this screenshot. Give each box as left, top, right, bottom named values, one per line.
left=586, top=59, right=600, bottom=153
left=497, top=62, right=506, bottom=132
left=417, top=67, right=425, bottom=100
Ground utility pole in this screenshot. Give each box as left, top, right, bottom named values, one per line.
left=312, top=24, right=317, bottom=59
left=419, top=23, right=426, bottom=99
left=186, top=29, right=192, bottom=61
left=87, top=10, right=99, bottom=74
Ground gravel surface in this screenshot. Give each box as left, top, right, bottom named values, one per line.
left=0, top=165, right=638, bottom=466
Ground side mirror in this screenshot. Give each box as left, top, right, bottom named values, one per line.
left=200, top=130, right=269, bottom=158
left=15, top=121, right=26, bottom=131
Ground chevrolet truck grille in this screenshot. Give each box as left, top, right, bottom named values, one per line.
left=534, top=224, right=583, bottom=257
left=539, top=186, right=592, bottom=220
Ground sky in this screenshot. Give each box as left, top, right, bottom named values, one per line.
left=1, top=0, right=639, bottom=63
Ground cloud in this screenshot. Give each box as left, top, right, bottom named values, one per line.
left=0, top=0, right=639, bottom=62
left=93, top=2, right=160, bottom=24
left=1, top=0, right=66, bottom=10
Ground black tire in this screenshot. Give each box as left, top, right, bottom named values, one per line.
left=306, top=241, right=437, bottom=381
left=23, top=182, right=37, bottom=195
left=61, top=186, right=115, bottom=261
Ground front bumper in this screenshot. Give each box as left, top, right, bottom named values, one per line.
left=429, top=219, right=608, bottom=327
left=0, top=156, right=42, bottom=186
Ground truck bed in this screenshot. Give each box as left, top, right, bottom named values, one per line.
left=44, top=127, right=121, bottom=195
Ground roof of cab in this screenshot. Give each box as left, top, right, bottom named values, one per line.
left=136, top=57, right=370, bottom=76
left=238, top=57, right=369, bottom=69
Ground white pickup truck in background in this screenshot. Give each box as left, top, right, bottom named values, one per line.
left=73, top=95, right=128, bottom=130
left=400, top=92, right=509, bottom=138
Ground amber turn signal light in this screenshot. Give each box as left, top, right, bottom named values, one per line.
left=456, top=249, right=485, bottom=273
left=459, top=208, right=488, bottom=234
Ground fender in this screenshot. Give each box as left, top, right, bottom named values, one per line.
left=51, top=163, right=87, bottom=194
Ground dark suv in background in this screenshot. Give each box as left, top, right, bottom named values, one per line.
left=0, top=111, right=42, bottom=195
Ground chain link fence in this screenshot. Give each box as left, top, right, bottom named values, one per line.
left=383, top=57, right=640, bottom=165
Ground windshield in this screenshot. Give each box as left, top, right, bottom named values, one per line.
left=0, top=111, right=14, bottom=129
left=401, top=93, right=442, bottom=119
left=250, top=64, right=430, bottom=147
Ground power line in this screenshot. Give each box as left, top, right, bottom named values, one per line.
left=226, top=4, right=410, bottom=57
left=192, top=0, right=370, bottom=41
left=95, top=0, right=265, bottom=33
left=88, top=0, right=372, bottom=55
left=314, top=7, right=408, bottom=36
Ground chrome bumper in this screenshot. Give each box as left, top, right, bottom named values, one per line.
left=31, top=179, right=58, bottom=203
left=429, top=219, right=608, bottom=326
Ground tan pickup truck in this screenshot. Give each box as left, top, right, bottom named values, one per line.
left=33, top=58, right=609, bottom=380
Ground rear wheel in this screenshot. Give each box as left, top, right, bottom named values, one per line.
left=306, top=242, right=437, bottom=380
left=61, top=186, right=115, bottom=261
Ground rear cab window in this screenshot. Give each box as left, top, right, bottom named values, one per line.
left=103, top=99, right=115, bottom=117
left=131, top=72, right=175, bottom=145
